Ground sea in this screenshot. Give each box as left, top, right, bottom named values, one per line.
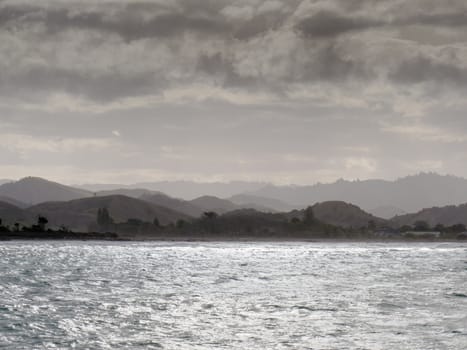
left=0, top=241, right=466, bottom=349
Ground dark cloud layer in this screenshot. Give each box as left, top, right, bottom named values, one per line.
left=1, top=0, right=467, bottom=102
left=296, top=8, right=467, bottom=38
left=391, top=56, right=467, bottom=87
left=296, top=10, right=381, bottom=38
left=1, top=1, right=467, bottom=183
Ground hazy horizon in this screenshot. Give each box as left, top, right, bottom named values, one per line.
left=1, top=171, right=465, bottom=188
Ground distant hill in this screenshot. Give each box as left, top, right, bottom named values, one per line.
left=300, top=201, right=386, bottom=229
left=0, top=196, right=28, bottom=208
left=189, top=196, right=240, bottom=214
left=0, top=177, right=92, bottom=205
left=140, top=193, right=204, bottom=217
left=247, top=173, right=467, bottom=214
left=77, top=180, right=268, bottom=200
left=141, top=192, right=281, bottom=217
left=96, top=188, right=156, bottom=198
left=28, top=195, right=191, bottom=231
left=0, top=179, right=13, bottom=185
left=228, top=194, right=292, bottom=212
left=391, top=204, right=467, bottom=227
left=0, top=201, right=33, bottom=225
left=369, top=206, right=406, bottom=219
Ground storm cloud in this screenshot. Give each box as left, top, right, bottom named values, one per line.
left=1, top=0, right=467, bottom=184
left=1, top=0, right=467, bottom=100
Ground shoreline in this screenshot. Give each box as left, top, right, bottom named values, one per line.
left=1, top=232, right=465, bottom=243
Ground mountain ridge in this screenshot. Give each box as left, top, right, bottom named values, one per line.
left=0, top=177, right=92, bottom=205
left=246, top=173, right=467, bottom=214
left=28, top=195, right=191, bottom=231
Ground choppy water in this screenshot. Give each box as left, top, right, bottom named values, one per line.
left=0, top=241, right=466, bottom=349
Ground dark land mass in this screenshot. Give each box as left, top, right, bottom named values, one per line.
left=1, top=200, right=466, bottom=242
left=391, top=203, right=467, bottom=227
left=28, top=195, right=191, bottom=232
left=0, top=230, right=120, bottom=241
left=1, top=176, right=467, bottom=242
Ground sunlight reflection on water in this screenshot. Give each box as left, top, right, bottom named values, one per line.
left=0, top=241, right=466, bottom=349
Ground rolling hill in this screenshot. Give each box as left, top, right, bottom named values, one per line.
left=369, top=205, right=406, bottom=220
left=96, top=188, right=157, bottom=198
left=189, top=196, right=240, bottom=214
left=0, top=196, right=28, bottom=208
left=300, top=201, right=387, bottom=229
left=140, top=193, right=205, bottom=217
left=228, top=194, right=291, bottom=212
left=0, top=201, right=33, bottom=225
left=28, top=195, right=191, bottom=231
left=78, top=180, right=268, bottom=200
left=247, top=173, right=467, bottom=214
left=391, top=203, right=467, bottom=227
left=0, top=177, right=92, bottom=205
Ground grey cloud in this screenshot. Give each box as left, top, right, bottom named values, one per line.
left=0, top=4, right=231, bottom=41
left=296, top=9, right=467, bottom=39
left=390, top=56, right=467, bottom=87
left=296, top=10, right=381, bottom=38
left=406, top=12, right=467, bottom=27
left=0, top=67, right=165, bottom=101
left=1, top=0, right=467, bottom=104
left=299, top=44, right=372, bottom=82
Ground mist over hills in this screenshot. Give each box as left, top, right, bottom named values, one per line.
left=141, top=193, right=204, bottom=217
left=310, top=201, right=386, bottom=229
left=247, top=173, right=467, bottom=215
left=369, top=206, right=407, bottom=220
left=1, top=173, right=467, bottom=233
left=75, top=173, right=467, bottom=215
left=189, top=196, right=240, bottom=215
left=0, top=177, right=92, bottom=205
left=0, top=201, right=34, bottom=225
left=95, top=188, right=158, bottom=198
left=0, top=196, right=27, bottom=209
left=28, top=195, right=191, bottom=232
left=228, top=194, right=293, bottom=213
left=391, top=204, right=467, bottom=227
left=78, top=181, right=268, bottom=200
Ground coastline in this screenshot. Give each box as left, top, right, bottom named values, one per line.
left=1, top=231, right=465, bottom=243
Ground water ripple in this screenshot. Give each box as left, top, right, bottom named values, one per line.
left=0, top=241, right=466, bottom=349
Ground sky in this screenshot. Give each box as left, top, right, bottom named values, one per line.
left=1, top=0, right=467, bottom=185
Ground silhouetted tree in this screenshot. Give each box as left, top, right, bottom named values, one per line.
left=303, top=206, right=315, bottom=225
left=97, top=208, right=113, bottom=231
left=201, top=212, right=219, bottom=233
left=398, top=224, right=413, bottom=233
left=448, top=223, right=466, bottom=233
left=153, top=217, right=160, bottom=227
left=414, top=220, right=430, bottom=231
left=290, top=217, right=301, bottom=224
left=37, top=216, right=48, bottom=231
left=368, top=220, right=376, bottom=231
left=203, top=211, right=218, bottom=220
left=0, top=218, right=8, bottom=233
left=176, top=219, right=186, bottom=228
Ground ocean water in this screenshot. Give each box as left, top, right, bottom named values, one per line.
left=0, top=241, right=466, bottom=349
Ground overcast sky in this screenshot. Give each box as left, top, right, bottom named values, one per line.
left=1, top=0, right=467, bottom=185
